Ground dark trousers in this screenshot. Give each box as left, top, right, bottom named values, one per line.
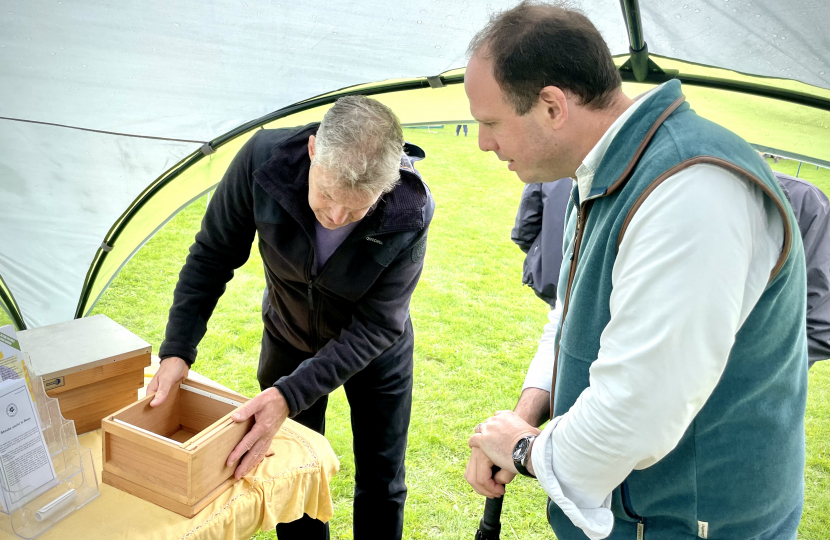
left=258, top=319, right=414, bottom=540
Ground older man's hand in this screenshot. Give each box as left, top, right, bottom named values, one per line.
left=466, top=410, right=541, bottom=494
left=227, top=387, right=289, bottom=479
left=147, top=357, right=189, bottom=407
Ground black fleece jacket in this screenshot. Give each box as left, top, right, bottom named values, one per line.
left=159, top=124, right=434, bottom=416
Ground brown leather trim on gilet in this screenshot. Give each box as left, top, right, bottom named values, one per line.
left=604, top=95, right=686, bottom=197
left=616, top=156, right=793, bottom=282
left=548, top=95, right=685, bottom=421
left=550, top=201, right=591, bottom=421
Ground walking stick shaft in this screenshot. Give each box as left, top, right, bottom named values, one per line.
left=474, top=466, right=503, bottom=540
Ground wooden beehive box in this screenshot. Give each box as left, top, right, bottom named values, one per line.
left=101, top=378, right=253, bottom=517
left=18, top=314, right=151, bottom=434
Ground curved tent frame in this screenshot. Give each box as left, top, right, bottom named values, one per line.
left=61, top=56, right=830, bottom=326
left=0, top=275, right=24, bottom=330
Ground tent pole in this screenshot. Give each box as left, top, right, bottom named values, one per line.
left=618, top=68, right=830, bottom=113
left=619, top=0, right=645, bottom=51
left=0, top=273, right=26, bottom=331
left=619, top=0, right=650, bottom=82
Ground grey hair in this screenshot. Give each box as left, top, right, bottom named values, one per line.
left=312, top=95, right=404, bottom=195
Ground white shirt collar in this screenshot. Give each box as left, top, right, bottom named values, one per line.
left=575, top=84, right=664, bottom=205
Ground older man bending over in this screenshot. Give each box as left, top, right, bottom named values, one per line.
left=148, top=96, right=434, bottom=540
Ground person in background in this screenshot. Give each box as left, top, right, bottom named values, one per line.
left=456, top=124, right=468, bottom=136
left=773, top=169, right=830, bottom=368
left=511, top=180, right=571, bottom=307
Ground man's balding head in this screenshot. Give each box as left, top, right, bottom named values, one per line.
left=468, top=1, right=621, bottom=115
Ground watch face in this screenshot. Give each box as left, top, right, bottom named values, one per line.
left=513, top=437, right=529, bottom=461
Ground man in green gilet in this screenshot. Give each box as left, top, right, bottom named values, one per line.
left=463, top=2, right=807, bottom=539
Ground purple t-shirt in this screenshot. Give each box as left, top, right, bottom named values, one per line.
left=314, top=219, right=360, bottom=273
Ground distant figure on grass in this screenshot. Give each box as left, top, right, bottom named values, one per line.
left=456, top=124, right=468, bottom=136
left=148, top=96, right=434, bottom=540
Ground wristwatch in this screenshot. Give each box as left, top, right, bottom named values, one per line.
left=512, top=435, right=537, bottom=478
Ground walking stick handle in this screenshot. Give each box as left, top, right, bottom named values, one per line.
left=474, top=466, right=503, bottom=540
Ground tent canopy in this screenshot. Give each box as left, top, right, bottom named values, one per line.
left=2, top=0, right=829, bottom=329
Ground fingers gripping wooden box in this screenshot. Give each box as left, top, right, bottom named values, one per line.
left=101, top=378, right=253, bottom=518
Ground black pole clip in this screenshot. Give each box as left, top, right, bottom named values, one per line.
left=618, top=45, right=676, bottom=84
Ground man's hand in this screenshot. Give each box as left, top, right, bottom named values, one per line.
left=485, top=387, right=551, bottom=486
left=226, top=387, right=289, bottom=479
left=467, top=411, right=540, bottom=489
left=147, top=357, right=190, bottom=407
left=464, top=446, right=505, bottom=498
left=464, top=407, right=543, bottom=495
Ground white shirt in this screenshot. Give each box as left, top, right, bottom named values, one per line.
left=522, top=300, right=562, bottom=393
left=525, top=87, right=784, bottom=539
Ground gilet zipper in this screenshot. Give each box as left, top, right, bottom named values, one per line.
left=621, top=480, right=646, bottom=538
left=550, top=199, right=592, bottom=419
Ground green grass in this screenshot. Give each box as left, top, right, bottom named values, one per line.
left=2, top=129, right=829, bottom=538
left=762, top=157, right=830, bottom=194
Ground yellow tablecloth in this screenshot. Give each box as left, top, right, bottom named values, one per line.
left=1, top=420, right=339, bottom=540
left=0, top=362, right=339, bottom=540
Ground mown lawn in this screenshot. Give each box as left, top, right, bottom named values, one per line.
left=3, top=127, right=829, bottom=538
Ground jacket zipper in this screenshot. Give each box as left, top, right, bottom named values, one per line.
left=550, top=199, right=591, bottom=420
left=303, top=229, right=394, bottom=352
left=305, top=249, right=319, bottom=350
left=305, top=231, right=369, bottom=352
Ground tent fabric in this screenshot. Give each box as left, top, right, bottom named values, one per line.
left=1, top=0, right=829, bottom=329
left=0, top=121, right=196, bottom=329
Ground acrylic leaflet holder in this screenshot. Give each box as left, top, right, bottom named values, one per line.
left=0, top=353, right=100, bottom=539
